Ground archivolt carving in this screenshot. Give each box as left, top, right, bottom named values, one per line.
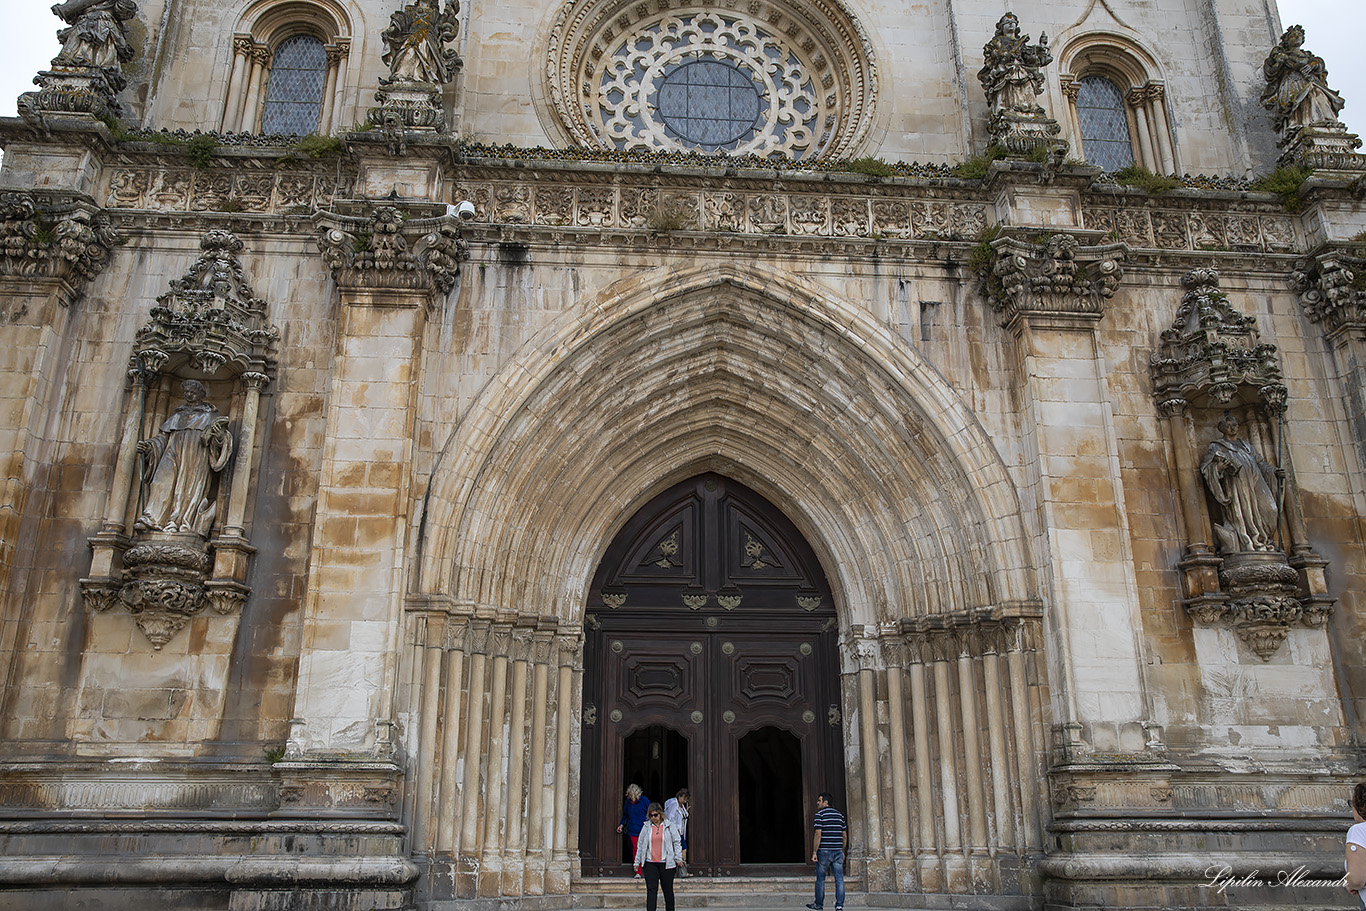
left=540, top=0, right=877, bottom=159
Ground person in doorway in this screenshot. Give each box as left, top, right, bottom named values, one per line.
left=617, top=783, right=651, bottom=871
left=807, top=791, right=846, bottom=911
left=634, top=802, right=684, bottom=911
left=1346, top=782, right=1366, bottom=907
left=663, top=788, right=690, bottom=877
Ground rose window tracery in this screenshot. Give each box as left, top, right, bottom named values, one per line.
left=541, top=0, right=877, bottom=160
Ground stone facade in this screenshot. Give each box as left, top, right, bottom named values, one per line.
left=1, top=0, right=1365, bottom=909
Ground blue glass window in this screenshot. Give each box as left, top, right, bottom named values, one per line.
left=261, top=35, right=328, bottom=135
left=1076, top=75, right=1135, bottom=172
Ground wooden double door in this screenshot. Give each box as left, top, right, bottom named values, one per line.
left=580, top=474, right=843, bottom=876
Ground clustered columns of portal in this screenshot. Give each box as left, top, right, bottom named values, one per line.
left=1150, top=269, right=1334, bottom=660
left=79, top=231, right=279, bottom=648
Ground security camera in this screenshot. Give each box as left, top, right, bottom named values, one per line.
left=452, top=200, right=476, bottom=221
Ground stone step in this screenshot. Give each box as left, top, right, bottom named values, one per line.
left=571, top=876, right=864, bottom=909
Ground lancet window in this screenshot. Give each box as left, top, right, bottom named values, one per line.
left=219, top=1, right=351, bottom=135
left=1060, top=39, right=1176, bottom=174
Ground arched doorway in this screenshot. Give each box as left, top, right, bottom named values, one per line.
left=580, top=473, right=843, bottom=877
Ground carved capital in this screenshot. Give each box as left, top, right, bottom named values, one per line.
left=978, top=232, right=1125, bottom=327
left=1291, top=248, right=1366, bottom=337
left=0, top=193, right=123, bottom=298
left=315, top=206, right=468, bottom=294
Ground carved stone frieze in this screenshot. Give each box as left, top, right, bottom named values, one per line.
left=978, top=232, right=1125, bottom=327
left=315, top=206, right=468, bottom=294
left=1084, top=204, right=1295, bottom=254
left=1290, top=247, right=1366, bottom=335
left=0, top=192, right=122, bottom=300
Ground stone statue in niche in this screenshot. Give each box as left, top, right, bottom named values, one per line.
left=134, top=379, right=233, bottom=537
left=977, top=13, right=1062, bottom=155
left=979, top=13, right=1050, bottom=120
left=1199, top=415, right=1282, bottom=554
left=379, top=0, right=461, bottom=86
left=1261, top=25, right=1345, bottom=135
left=52, top=0, right=138, bottom=71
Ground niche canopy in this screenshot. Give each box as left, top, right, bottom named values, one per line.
left=543, top=0, right=878, bottom=160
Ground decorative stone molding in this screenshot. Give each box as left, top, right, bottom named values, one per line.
left=17, top=0, right=139, bottom=126
left=896, top=603, right=1044, bottom=660
left=539, top=0, right=878, bottom=160
left=977, top=232, right=1125, bottom=328
left=1290, top=246, right=1366, bottom=337
left=79, top=230, right=278, bottom=648
left=368, top=0, right=462, bottom=137
left=0, top=192, right=122, bottom=303
left=315, top=205, right=468, bottom=294
left=977, top=13, right=1064, bottom=157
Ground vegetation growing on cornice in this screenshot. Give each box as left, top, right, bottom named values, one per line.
left=1249, top=165, right=1313, bottom=212
left=1108, top=164, right=1182, bottom=195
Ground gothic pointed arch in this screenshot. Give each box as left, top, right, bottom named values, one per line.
left=415, top=262, right=1037, bottom=629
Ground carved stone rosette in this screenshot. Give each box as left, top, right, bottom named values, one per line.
left=0, top=192, right=122, bottom=304
left=80, top=230, right=278, bottom=648
left=1150, top=269, right=1333, bottom=657
left=978, top=232, right=1125, bottom=328
left=315, top=205, right=468, bottom=294
left=17, top=0, right=140, bottom=126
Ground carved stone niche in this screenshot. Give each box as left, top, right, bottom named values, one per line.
left=79, top=230, right=278, bottom=649
left=1150, top=269, right=1333, bottom=659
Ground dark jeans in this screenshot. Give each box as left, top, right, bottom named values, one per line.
left=814, top=848, right=844, bottom=908
left=642, top=861, right=676, bottom=911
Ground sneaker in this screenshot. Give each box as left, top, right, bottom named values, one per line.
left=806, top=904, right=822, bottom=910
left=835, top=906, right=843, bottom=910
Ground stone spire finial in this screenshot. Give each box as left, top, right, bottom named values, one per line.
left=977, top=12, right=1063, bottom=156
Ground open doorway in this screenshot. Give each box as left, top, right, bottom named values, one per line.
left=621, top=726, right=689, bottom=862
left=738, top=726, right=805, bottom=863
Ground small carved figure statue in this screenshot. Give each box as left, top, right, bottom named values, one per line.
left=1261, top=24, right=1345, bottom=136
left=1200, top=415, right=1283, bottom=553
left=978, top=12, right=1051, bottom=118
left=135, top=379, right=233, bottom=537
left=380, top=0, right=461, bottom=86
left=51, top=0, right=138, bottom=71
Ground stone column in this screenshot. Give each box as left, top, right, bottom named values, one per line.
left=954, top=630, right=989, bottom=870
left=1161, top=399, right=1222, bottom=609
left=330, top=40, right=351, bottom=135
left=905, top=638, right=940, bottom=891
left=221, top=35, right=254, bottom=131
left=1005, top=620, right=1041, bottom=850
left=1147, top=84, right=1176, bottom=174
left=979, top=625, right=1014, bottom=851
left=1128, top=87, right=1158, bottom=171
left=503, top=627, right=533, bottom=894
left=549, top=632, right=581, bottom=895
left=411, top=612, right=447, bottom=852
left=882, top=640, right=916, bottom=890
left=434, top=618, right=469, bottom=855
left=478, top=622, right=513, bottom=895
left=238, top=44, right=270, bottom=134
left=931, top=640, right=966, bottom=890
left=524, top=628, right=554, bottom=894
left=855, top=637, right=888, bottom=888
left=456, top=618, right=491, bottom=897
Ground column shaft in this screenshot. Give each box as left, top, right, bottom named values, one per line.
left=981, top=650, right=1013, bottom=849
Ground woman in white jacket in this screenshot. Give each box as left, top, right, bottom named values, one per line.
left=633, top=802, right=684, bottom=911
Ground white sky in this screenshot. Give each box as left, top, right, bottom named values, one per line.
left=0, top=0, right=1359, bottom=167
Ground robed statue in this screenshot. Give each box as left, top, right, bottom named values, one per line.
left=1200, top=416, right=1282, bottom=553
left=51, top=0, right=138, bottom=72
left=380, top=0, right=461, bottom=86
left=1261, top=25, right=1345, bottom=137
left=978, top=12, right=1051, bottom=119
left=134, top=379, right=233, bottom=537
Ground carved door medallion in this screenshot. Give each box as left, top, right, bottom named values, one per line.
left=580, top=474, right=842, bottom=876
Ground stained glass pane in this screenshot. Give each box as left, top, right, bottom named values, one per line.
left=261, top=35, right=327, bottom=136
left=1077, top=75, right=1135, bottom=172
left=654, top=59, right=764, bottom=150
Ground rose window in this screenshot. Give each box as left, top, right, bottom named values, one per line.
left=541, top=0, right=878, bottom=161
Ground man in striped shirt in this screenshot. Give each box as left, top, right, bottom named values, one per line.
left=807, top=792, right=846, bottom=911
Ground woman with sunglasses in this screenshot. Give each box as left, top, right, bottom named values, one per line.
left=632, top=802, right=684, bottom=911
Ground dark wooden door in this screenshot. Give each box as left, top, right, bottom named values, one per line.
left=580, top=474, right=842, bottom=877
